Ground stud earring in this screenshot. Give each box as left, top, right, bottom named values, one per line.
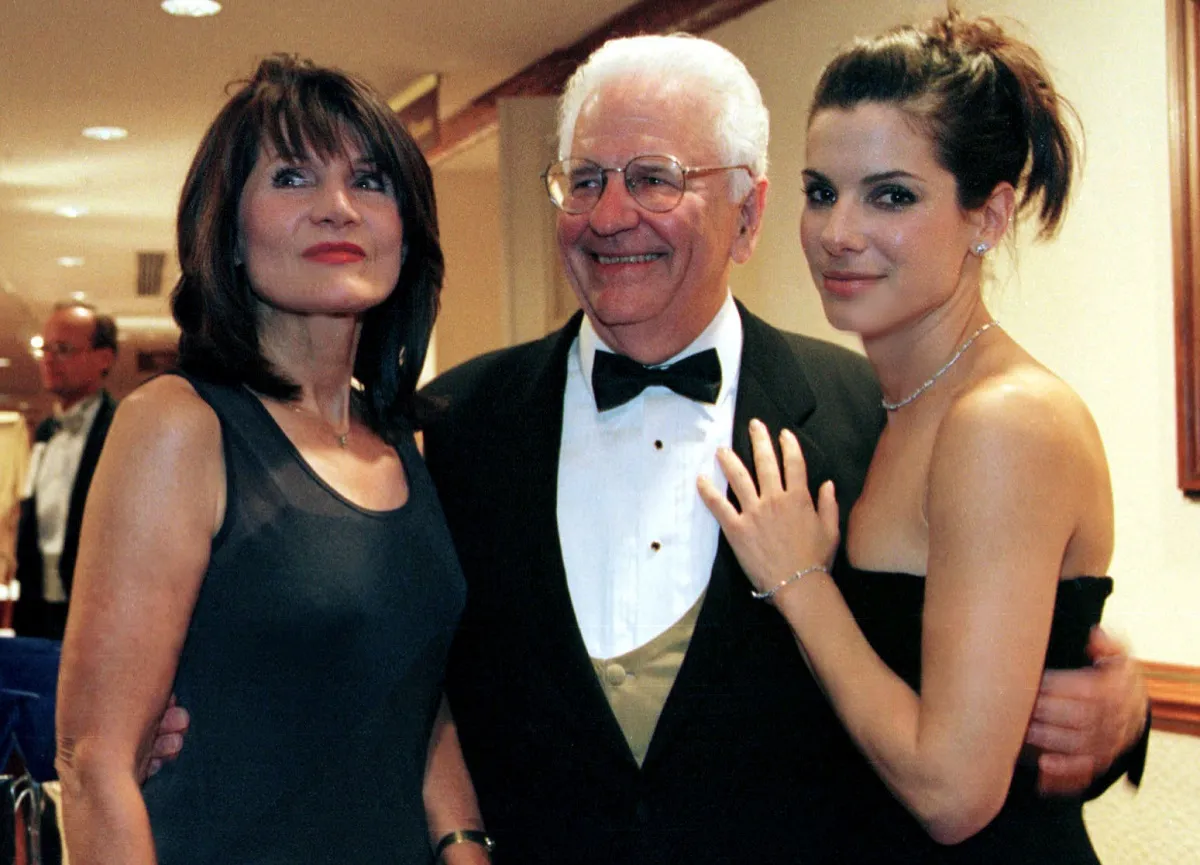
left=973, top=242, right=990, bottom=256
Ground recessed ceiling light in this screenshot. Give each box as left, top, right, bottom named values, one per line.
left=161, top=0, right=221, bottom=17
left=57, top=256, right=85, bottom=268
left=82, top=126, right=128, bottom=141
left=55, top=205, right=89, bottom=218
left=30, top=336, right=44, bottom=350
left=71, top=291, right=88, bottom=302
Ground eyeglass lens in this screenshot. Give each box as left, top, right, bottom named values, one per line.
left=43, top=343, right=85, bottom=358
left=547, top=156, right=686, bottom=214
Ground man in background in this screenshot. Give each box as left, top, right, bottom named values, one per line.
left=13, top=302, right=118, bottom=640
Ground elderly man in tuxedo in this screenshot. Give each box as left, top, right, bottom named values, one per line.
left=417, top=34, right=1149, bottom=865
left=13, top=302, right=118, bottom=640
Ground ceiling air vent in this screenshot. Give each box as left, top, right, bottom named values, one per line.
left=136, top=251, right=167, bottom=296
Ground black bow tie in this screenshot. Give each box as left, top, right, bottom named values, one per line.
left=591, top=348, right=722, bottom=412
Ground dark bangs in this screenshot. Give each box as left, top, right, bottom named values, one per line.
left=254, top=73, right=397, bottom=184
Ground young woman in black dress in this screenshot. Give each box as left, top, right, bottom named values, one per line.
left=701, top=8, right=1115, bottom=862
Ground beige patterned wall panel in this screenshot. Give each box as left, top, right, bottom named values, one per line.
left=1084, top=731, right=1200, bottom=863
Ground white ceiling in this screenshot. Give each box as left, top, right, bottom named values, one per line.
left=0, top=0, right=640, bottom=332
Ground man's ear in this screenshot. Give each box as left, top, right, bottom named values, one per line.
left=731, top=176, right=769, bottom=265
left=96, top=347, right=116, bottom=379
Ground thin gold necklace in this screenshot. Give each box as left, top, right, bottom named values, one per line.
left=881, top=321, right=1000, bottom=412
left=284, top=399, right=351, bottom=448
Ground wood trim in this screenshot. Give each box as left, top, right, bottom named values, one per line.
left=1145, top=660, right=1200, bottom=736
left=1167, top=0, right=1200, bottom=492
left=426, top=0, right=774, bottom=164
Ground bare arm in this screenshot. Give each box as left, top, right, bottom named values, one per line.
left=700, top=398, right=1107, bottom=844
left=56, top=377, right=223, bottom=864
left=424, top=697, right=491, bottom=864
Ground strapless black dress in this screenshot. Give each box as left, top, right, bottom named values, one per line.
left=819, top=567, right=1111, bottom=864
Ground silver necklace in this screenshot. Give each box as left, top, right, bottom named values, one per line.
left=881, top=321, right=1000, bottom=411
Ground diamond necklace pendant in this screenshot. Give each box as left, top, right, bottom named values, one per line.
left=881, top=321, right=1000, bottom=412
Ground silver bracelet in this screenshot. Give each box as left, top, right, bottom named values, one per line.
left=750, top=564, right=829, bottom=602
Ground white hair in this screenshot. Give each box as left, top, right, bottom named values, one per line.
left=557, top=33, right=769, bottom=200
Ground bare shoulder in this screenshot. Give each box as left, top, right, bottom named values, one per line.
left=99, top=375, right=225, bottom=505
left=108, top=375, right=220, bottom=453
left=115, top=374, right=217, bottom=428
left=86, top=374, right=228, bottom=544
left=936, top=363, right=1103, bottom=464
left=927, top=361, right=1113, bottom=569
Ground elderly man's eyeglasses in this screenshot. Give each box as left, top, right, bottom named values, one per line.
left=542, top=155, right=753, bottom=215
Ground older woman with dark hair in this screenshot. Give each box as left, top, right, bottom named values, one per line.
left=56, top=56, right=477, bottom=864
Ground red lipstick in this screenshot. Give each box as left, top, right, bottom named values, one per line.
left=303, top=242, right=365, bottom=264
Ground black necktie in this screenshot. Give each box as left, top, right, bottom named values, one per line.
left=591, top=348, right=722, bottom=412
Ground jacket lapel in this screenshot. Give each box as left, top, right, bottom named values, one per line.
left=644, top=306, right=826, bottom=767
left=503, top=316, right=640, bottom=769
left=61, top=390, right=116, bottom=595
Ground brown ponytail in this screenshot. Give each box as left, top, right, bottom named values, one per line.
left=810, top=4, right=1080, bottom=239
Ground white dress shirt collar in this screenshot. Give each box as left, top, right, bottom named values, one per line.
left=560, top=293, right=743, bottom=658
left=53, top=392, right=102, bottom=435
left=578, top=292, right=742, bottom=411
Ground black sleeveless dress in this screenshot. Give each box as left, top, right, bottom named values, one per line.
left=822, top=567, right=1111, bottom=864
left=142, top=375, right=465, bottom=864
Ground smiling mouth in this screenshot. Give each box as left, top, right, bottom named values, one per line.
left=821, top=272, right=884, bottom=298
left=592, top=252, right=664, bottom=264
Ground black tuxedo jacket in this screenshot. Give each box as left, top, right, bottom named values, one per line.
left=13, top=390, right=117, bottom=639
left=423, top=306, right=885, bottom=864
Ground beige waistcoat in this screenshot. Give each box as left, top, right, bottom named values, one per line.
left=589, top=592, right=705, bottom=766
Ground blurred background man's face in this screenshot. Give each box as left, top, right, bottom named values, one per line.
left=38, top=308, right=113, bottom=407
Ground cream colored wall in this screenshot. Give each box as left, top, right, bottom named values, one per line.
left=432, top=148, right=507, bottom=372
left=1084, top=729, right=1200, bottom=863
left=497, top=97, right=569, bottom=344
left=707, top=0, right=1200, bottom=666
